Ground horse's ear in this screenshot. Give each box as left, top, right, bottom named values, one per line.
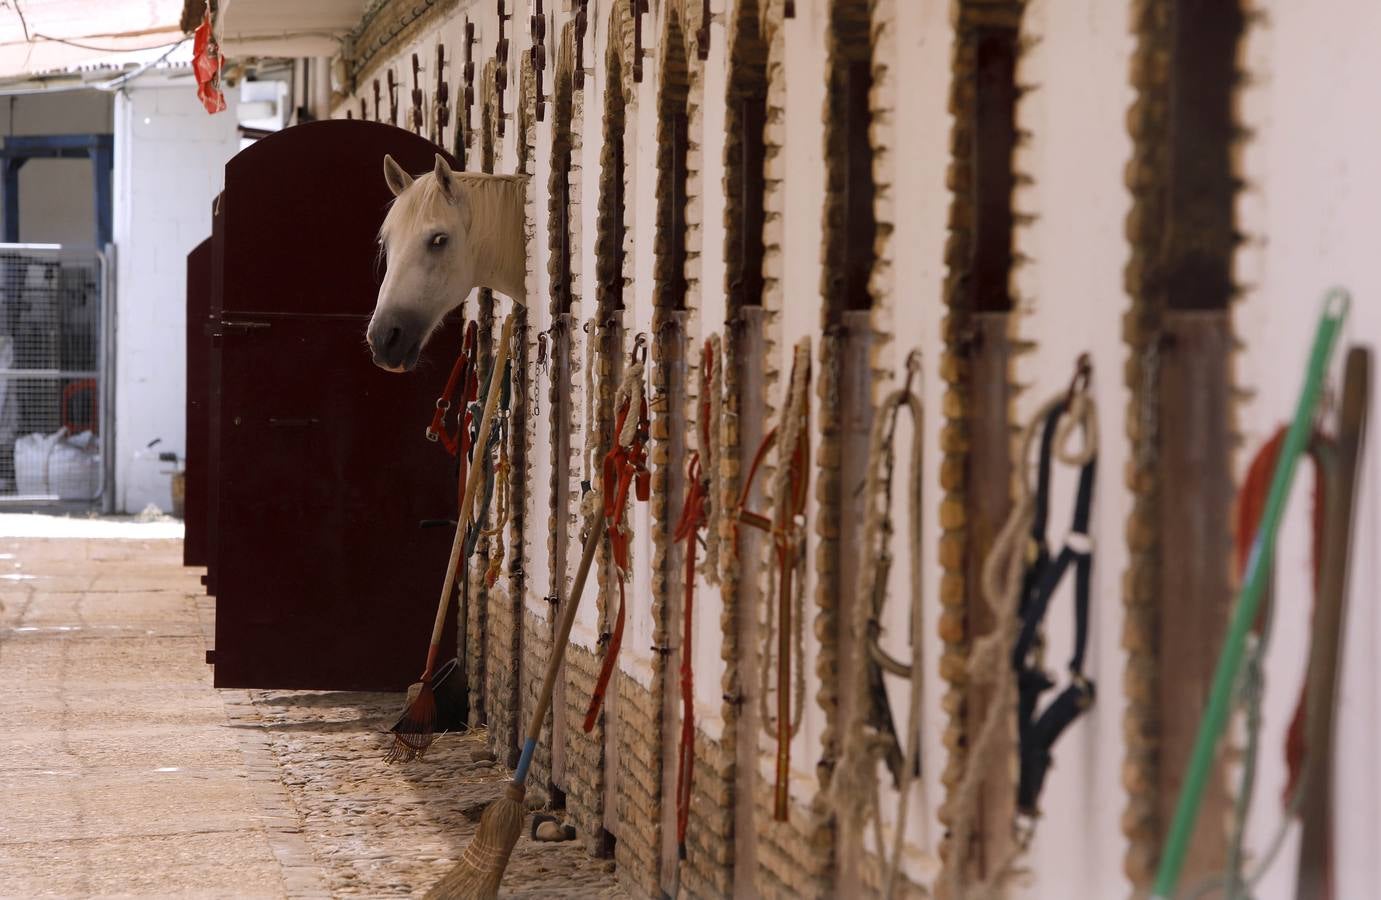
left=433, top=153, right=456, bottom=202
left=383, top=154, right=413, bottom=197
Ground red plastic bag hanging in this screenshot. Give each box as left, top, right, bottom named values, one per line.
left=193, top=5, right=227, bottom=114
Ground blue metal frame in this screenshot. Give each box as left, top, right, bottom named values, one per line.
left=0, top=134, right=114, bottom=246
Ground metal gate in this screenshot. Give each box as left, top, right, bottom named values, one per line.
left=0, top=244, right=109, bottom=507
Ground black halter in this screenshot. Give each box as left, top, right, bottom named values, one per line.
left=1012, top=398, right=1097, bottom=816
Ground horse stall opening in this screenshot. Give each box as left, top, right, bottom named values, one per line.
left=203, top=120, right=464, bottom=690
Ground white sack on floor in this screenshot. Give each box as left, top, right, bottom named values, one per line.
left=14, top=429, right=64, bottom=495
left=49, top=430, right=100, bottom=500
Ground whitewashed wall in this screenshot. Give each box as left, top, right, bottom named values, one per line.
left=689, top=0, right=730, bottom=741
left=867, top=0, right=953, bottom=884
left=777, top=0, right=829, bottom=811
left=1010, top=1, right=1134, bottom=897
left=1235, top=2, right=1381, bottom=896
left=330, top=0, right=1381, bottom=892
left=112, top=82, right=241, bottom=514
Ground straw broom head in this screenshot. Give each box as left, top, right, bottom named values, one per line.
left=386, top=681, right=437, bottom=763
left=425, top=783, right=526, bottom=899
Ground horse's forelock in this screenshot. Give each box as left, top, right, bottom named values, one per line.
left=379, top=173, right=451, bottom=248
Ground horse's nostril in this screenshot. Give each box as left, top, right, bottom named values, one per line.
left=383, top=326, right=402, bottom=351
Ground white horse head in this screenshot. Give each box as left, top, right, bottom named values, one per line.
left=367, top=153, right=526, bottom=371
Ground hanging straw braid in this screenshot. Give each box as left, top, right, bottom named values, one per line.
left=942, top=383, right=1096, bottom=900
left=830, top=351, right=926, bottom=899
left=582, top=319, right=599, bottom=489
left=481, top=431, right=511, bottom=588
left=577, top=319, right=604, bottom=538
left=610, top=358, right=647, bottom=577
left=701, top=332, right=724, bottom=585
left=759, top=339, right=811, bottom=743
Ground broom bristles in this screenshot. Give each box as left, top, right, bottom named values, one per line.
left=425, top=783, right=526, bottom=900
left=386, top=681, right=437, bottom=763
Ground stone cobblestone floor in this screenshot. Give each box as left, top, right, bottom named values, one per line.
left=0, top=528, right=625, bottom=898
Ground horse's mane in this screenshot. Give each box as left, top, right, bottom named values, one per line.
left=379, top=172, right=527, bottom=249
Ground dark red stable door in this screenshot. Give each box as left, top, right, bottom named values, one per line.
left=184, top=237, right=212, bottom=569
left=210, top=120, right=462, bottom=689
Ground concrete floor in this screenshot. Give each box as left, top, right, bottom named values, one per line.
left=0, top=523, right=623, bottom=898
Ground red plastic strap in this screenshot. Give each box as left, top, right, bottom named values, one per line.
left=1235, top=427, right=1324, bottom=810
left=672, top=339, right=716, bottom=846
left=426, top=321, right=480, bottom=456
left=673, top=451, right=705, bottom=847
left=192, top=7, right=227, bottom=115
left=732, top=350, right=810, bottom=821
left=584, top=388, right=651, bottom=732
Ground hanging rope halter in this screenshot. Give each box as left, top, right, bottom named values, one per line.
left=582, top=318, right=599, bottom=494
left=460, top=355, right=513, bottom=562
left=480, top=362, right=515, bottom=588
left=671, top=336, right=720, bottom=857
left=1012, top=358, right=1099, bottom=818
left=943, top=355, right=1097, bottom=900
left=583, top=336, right=652, bottom=732
left=829, top=350, right=925, bottom=898
left=735, top=338, right=811, bottom=822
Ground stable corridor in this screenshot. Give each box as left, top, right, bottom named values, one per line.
left=0, top=520, right=623, bottom=898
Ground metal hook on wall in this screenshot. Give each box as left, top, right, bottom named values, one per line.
left=903, top=348, right=923, bottom=396
left=531, top=331, right=551, bottom=415
left=1065, top=352, right=1092, bottom=404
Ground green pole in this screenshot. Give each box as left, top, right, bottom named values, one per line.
left=1150, top=289, right=1350, bottom=900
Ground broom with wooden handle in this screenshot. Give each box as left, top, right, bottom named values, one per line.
left=389, top=312, right=518, bottom=763
left=426, top=504, right=606, bottom=899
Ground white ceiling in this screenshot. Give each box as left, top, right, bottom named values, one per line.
left=0, top=1, right=185, bottom=79
left=0, top=0, right=364, bottom=83
left=218, top=0, right=365, bottom=58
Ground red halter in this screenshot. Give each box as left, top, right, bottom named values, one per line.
left=583, top=342, right=651, bottom=732
left=671, top=339, right=716, bottom=851
left=425, top=320, right=480, bottom=457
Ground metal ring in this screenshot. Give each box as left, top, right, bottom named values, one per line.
left=1065, top=352, right=1092, bottom=403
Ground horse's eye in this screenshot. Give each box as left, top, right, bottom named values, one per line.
left=430, top=233, right=448, bottom=249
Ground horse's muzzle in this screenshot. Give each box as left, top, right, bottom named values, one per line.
left=367, top=310, right=427, bottom=372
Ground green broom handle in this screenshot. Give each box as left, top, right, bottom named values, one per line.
left=1151, top=289, right=1349, bottom=899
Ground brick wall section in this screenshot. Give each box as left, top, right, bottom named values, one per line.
left=639, top=7, right=691, bottom=892
left=707, top=0, right=812, bottom=894
left=499, top=54, right=539, bottom=772
left=687, top=1, right=770, bottom=894
left=563, top=0, right=639, bottom=852
left=750, top=779, right=834, bottom=899
left=535, top=21, right=586, bottom=797
left=1120, top=3, right=1171, bottom=882
left=465, top=72, right=500, bottom=729
left=521, top=607, right=554, bottom=805
left=1119, top=0, right=1245, bottom=886
left=682, top=729, right=734, bottom=897
left=564, top=642, right=609, bottom=856
left=935, top=0, right=1026, bottom=881
left=612, top=668, right=662, bottom=895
